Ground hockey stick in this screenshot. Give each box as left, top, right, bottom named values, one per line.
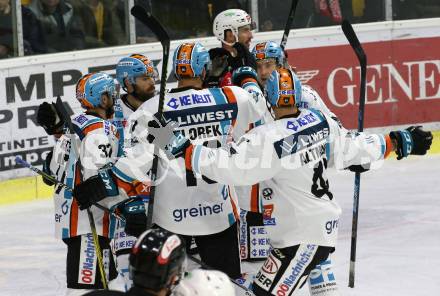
left=341, top=20, right=367, bottom=288
left=131, top=5, right=170, bottom=229
left=14, top=156, right=125, bottom=223
left=187, top=255, right=255, bottom=295
left=280, top=0, right=300, bottom=51
left=55, top=97, right=109, bottom=289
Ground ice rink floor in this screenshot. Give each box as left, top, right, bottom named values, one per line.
left=1, top=155, right=439, bottom=296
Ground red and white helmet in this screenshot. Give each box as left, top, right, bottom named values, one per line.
left=173, top=269, right=235, bottom=296
left=213, top=9, right=253, bottom=46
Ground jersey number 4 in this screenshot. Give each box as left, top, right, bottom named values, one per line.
left=311, top=158, right=333, bottom=200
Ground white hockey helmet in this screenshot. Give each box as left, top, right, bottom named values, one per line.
left=173, top=269, right=235, bottom=296
left=213, top=9, right=254, bottom=46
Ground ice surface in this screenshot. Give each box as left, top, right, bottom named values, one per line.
left=1, top=156, right=439, bottom=296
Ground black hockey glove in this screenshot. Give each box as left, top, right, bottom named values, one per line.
left=146, top=115, right=191, bottom=160
left=229, top=42, right=257, bottom=71
left=42, top=151, right=55, bottom=186
left=204, top=48, right=231, bottom=88
left=209, top=48, right=231, bottom=76
left=389, top=126, right=432, bottom=160
left=37, top=102, right=65, bottom=135
left=122, top=199, right=147, bottom=237
left=73, top=169, right=118, bottom=210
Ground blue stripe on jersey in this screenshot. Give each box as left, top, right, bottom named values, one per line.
left=273, top=120, right=330, bottom=159
left=72, top=118, right=103, bottom=140
left=192, top=145, right=203, bottom=175
left=82, top=118, right=102, bottom=129
left=109, top=216, right=117, bottom=239
left=228, top=213, right=236, bottom=225
left=113, top=100, right=126, bottom=156
left=162, top=103, right=238, bottom=128
left=64, top=148, right=76, bottom=199
left=62, top=228, right=69, bottom=239
left=112, top=166, right=136, bottom=183
left=307, top=108, right=331, bottom=161
left=379, top=135, right=386, bottom=157
left=308, top=108, right=326, bottom=122
left=73, top=124, right=86, bottom=140
left=209, top=88, right=230, bottom=134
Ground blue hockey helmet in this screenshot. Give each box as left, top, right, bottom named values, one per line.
left=76, top=72, right=116, bottom=109
left=116, top=54, right=158, bottom=88
left=252, top=41, right=284, bottom=66
left=266, top=67, right=302, bottom=107
left=173, top=42, right=211, bottom=80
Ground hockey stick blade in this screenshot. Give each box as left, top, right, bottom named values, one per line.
left=341, top=20, right=366, bottom=66
left=280, top=0, right=299, bottom=50
left=131, top=5, right=170, bottom=46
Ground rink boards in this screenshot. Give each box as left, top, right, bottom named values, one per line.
left=0, top=17, right=439, bottom=203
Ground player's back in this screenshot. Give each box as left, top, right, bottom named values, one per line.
left=257, top=110, right=341, bottom=249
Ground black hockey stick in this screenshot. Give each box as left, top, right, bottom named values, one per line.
left=14, top=156, right=126, bottom=223
left=55, top=97, right=109, bottom=289
left=280, top=0, right=300, bottom=51
left=187, top=255, right=255, bottom=295
left=131, top=5, right=170, bottom=229
left=341, top=20, right=367, bottom=288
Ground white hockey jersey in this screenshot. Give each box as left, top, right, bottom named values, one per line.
left=57, top=113, right=121, bottom=239
left=186, top=109, right=393, bottom=248
left=50, top=134, right=71, bottom=239
left=113, top=83, right=268, bottom=235
left=237, top=84, right=340, bottom=213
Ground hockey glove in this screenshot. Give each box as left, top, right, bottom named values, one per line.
left=209, top=48, right=231, bottom=76
left=42, top=151, right=55, bottom=186
left=37, top=102, right=65, bottom=135
left=122, top=199, right=148, bottom=237
left=73, top=169, right=119, bottom=210
left=232, top=66, right=258, bottom=87
left=204, top=48, right=231, bottom=88
left=146, top=115, right=191, bottom=160
left=229, top=42, right=257, bottom=71
left=389, top=126, right=432, bottom=160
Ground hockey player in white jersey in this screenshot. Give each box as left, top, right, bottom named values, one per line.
left=108, top=54, right=158, bottom=290
left=151, top=66, right=433, bottom=296
left=236, top=41, right=341, bottom=263
left=73, top=41, right=268, bottom=279
left=114, top=53, right=158, bottom=132
left=37, top=73, right=117, bottom=295
left=55, top=72, right=123, bottom=295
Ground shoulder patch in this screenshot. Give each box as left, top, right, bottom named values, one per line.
left=73, top=114, right=88, bottom=125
